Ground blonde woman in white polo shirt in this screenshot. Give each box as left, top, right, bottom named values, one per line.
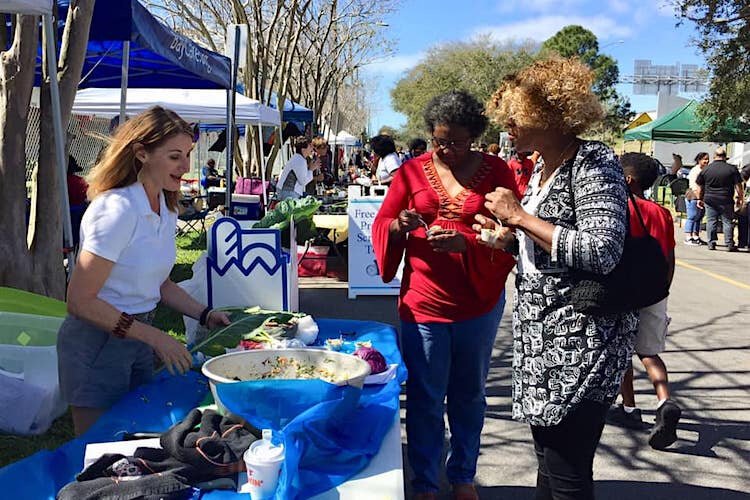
left=58, top=106, right=231, bottom=436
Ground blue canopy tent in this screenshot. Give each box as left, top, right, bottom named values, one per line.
left=44, top=0, right=238, bottom=207
left=53, top=0, right=231, bottom=91
left=270, top=93, right=314, bottom=123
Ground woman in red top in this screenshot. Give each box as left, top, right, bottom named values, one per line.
left=372, top=91, right=517, bottom=500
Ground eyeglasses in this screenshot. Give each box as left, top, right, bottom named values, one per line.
left=431, top=136, right=471, bottom=150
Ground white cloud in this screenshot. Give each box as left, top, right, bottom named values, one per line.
left=474, top=15, right=632, bottom=43
left=362, top=52, right=424, bottom=77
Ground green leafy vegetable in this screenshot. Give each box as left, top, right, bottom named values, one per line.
left=255, top=196, right=322, bottom=246
left=190, top=307, right=307, bottom=357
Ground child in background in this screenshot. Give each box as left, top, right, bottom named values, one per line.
left=610, top=152, right=682, bottom=450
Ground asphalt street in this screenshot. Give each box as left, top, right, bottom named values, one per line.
left=299, top=223, right=750, bottom=500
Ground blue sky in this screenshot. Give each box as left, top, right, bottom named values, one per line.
left=363, top=0, right=705, bottom=133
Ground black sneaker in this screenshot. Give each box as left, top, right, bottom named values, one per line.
left=695, top=237, right=708, bottom=245
left=607, top=404, right=645, bottom=430
left=708, top=242, right=716, bottom=251
left=728, top=245, right=739, bottom=252
left=649, top=400, right=681, bottom=450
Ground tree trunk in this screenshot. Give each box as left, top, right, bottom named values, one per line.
left=35, top=0, right=95, bottom=299
left=0, top=15, right=38, bottom=291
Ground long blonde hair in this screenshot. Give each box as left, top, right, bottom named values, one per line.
left=87, top=106, right=194, bottom=212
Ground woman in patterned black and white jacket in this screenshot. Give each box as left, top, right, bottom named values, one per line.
left=475, top=57, right=638, bottom=500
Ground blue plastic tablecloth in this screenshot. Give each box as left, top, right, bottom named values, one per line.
left=0, top=319, right=406, bottom=499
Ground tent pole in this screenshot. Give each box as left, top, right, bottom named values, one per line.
left=257, top=123, right=268, bottom=207
left=120, top=41, right=130, bottom=126
left=224, top=89, right=232, bottom=206
left=226, top=25, right=241, bottom=210
left=43, top=14, right=75, bottom=276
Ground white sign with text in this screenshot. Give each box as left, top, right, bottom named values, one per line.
left=348, top=197, right=403, bottom=299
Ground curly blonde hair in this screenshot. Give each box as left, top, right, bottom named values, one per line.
left=487, top=57, right=604, bottom=135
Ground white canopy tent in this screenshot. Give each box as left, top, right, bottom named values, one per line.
left=2, top=0, right=74, bottom=272
left=71, top=88, right=280, bottom=126
left=70, top=88, right=281, bottom=205
left=325, top=130, right=359, bottom=146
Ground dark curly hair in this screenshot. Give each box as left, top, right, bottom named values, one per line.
left=620, top=152, right=659, bottom=188
left=423, top=90, right=488, bottom=139
left=369, top=134, right=396, bottom=158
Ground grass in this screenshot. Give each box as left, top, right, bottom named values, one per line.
left=0, top=231, right=207, bottom=468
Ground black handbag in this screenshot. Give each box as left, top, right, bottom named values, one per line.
left=568, top=171, right=670, bottom=315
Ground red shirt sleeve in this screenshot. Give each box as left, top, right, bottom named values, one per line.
left=372, top=166, right=411, bottom=283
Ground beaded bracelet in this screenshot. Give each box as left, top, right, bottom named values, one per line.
left=112, top=312, right=134, bottom=339
left=199, top=306, right=212, bottom=326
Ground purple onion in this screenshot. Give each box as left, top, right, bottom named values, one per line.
left=354, top=346, right=387, bottom=374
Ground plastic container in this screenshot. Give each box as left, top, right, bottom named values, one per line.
left=0, top=312, right=67, bottom=434
left=230, top=194, right=262, bottom=220
left=243, top=429, right=285, bottom=500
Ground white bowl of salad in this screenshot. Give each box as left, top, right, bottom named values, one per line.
left=202, top=349, right=371, bottom=412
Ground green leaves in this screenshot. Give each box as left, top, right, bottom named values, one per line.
left=190, top=307, right=306, bottom=357
left=255, top=196, right=322, bottom=247
left=390, top=38, right=537, bottom=141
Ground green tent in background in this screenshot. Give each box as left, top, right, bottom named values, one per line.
left=623, top=100, right=750, bottom=143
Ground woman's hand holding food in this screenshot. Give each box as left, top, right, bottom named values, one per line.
left=473, top=214, right=516, bottom=250
left=427, top=228, right=467, bottom=253
left=205, top=310, right=231, bottom=329
left=484, top=187, right=524, bottom=226
left=392, top=209, right=422, bottom=235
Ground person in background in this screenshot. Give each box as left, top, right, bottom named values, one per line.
left=696, top=146, right=744, bottom=251
left=397, top=145, right=407, bottom=163
left=67, top=155, right=89, bottom=247
left=408, top=138, right=428, bottom=159
left=67, top=155, right=88, bottom=206
left=684, top=152, right=709, bottom=245
left=59, top=106, right=231, bottom=436
left=308, top=137, right=331, bottom=193
left=486, top=143, right=500, bottom=156
left=200, top=158, right=220, bottom=189
left=507, top=149, right=535, bottom=196
left=277, top=137, right=319, bottom=200
left=371, top=134, right=402, bottom=185
left=737, top=165, right=750, bottom=250
left=481, top=57, right=637, bottom=500
left=609, top=153, right=681, bottom=450
left=373, top=90, right=518, bottom=500
left=670, top=153, right=689, bottom=178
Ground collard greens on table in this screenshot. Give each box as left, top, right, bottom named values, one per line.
left=255, top=196, right=321, bottom=246
left=190, top=306, right=307, bottom=357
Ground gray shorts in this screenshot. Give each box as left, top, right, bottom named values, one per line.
left=634, top=298, right=670, bottom=356
left=57, top=311, right=156, bottom=409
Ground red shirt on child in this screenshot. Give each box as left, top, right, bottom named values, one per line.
left=629, top=196, right=675, bottom=257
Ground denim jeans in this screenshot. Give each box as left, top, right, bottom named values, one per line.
left=684, top=199, right=704, bottom=235
left=738, top=203, right=749, bottom=248
left=705, top=203, right=735, bottom=246
left=401, top=294, right=505, bottom=493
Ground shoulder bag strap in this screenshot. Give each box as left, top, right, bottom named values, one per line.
left=628, top=191, right=648, bottom=234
